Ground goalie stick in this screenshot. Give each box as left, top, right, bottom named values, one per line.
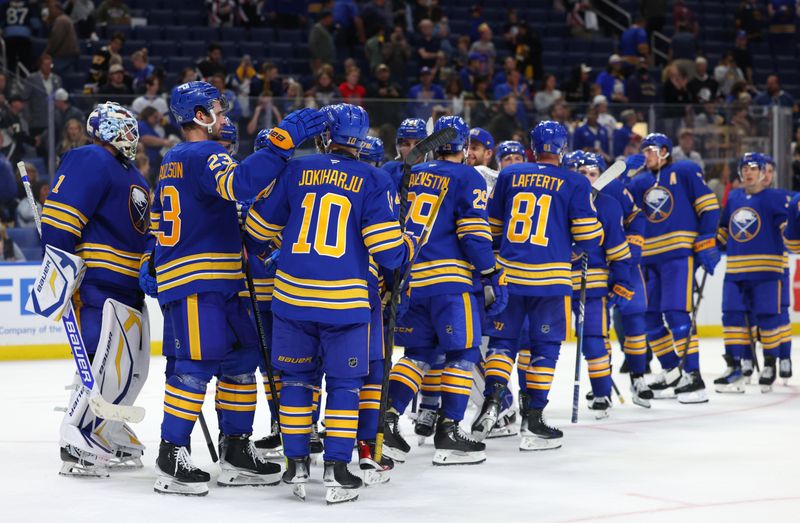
left=18, top=161, right=145, bottom=423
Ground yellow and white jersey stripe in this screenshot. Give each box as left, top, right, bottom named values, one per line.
left=693, top=193, right=720, bottom=215
left=246, top=208, right=284, bottom=242
left=41, top=200, right=88, bottom=237
left=726, top=254, right=785, bottom=275
left=409, top=258, right=475, bottom=289
left=642, top=230, right=698, bottom=257
left=363, top=221, right=405, bottom=254
left=156, top=252, right=244, bottom=292
left=273, top=270, right=370, bottom=311
left=456, top=217, right=492, bottom=242
left=75, top=243, right=141, bottom=278
left=498, top=256, right=572, bottom=288
left=605, top=241, right=631, bottom=262
left=570, top=216, right=604, bottom=242
left=570, top=267, right=610, bottom=291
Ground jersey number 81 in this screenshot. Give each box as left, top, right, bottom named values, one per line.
left=507, top=193, right=552, bottom=246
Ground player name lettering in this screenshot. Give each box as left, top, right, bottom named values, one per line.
left=159, top=161, right=184, bottom=180
left=511, top=173, right=565, bottom=192
left=409, top=172, right=450, bottom=191
left=299, top=169, right=363, bottom=193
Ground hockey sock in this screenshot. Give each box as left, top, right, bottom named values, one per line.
left=525, top=343, right=560, bottom=410
left=517, top=349, right=531, bottom=393
left=323, top=378, right=360, bottom=463
left=311, top=385, right=322, bottom=423
left=279, top=381, right=313, bottom=459
left=647, top=326, right=680, bottom=370
left=261, top=371, right=282, bottom=419
left=483, top=349, right=514, bottom=393
left=671, top=324, right=699, bottom=372
left=623, top=334, right=648, bottom=374
left=161, top=374, right=207, bottom=447
left=388, top=356, right=427, bottom=414
left=779, top=323, right=792, bottom=359
left=759, top=316, right=784, bottom=359
left=440, top=360, right=474, bottom=421
left=419, top=358, right=443, bottom=410
left=722, top=326, right=748, bottom=360
left=583, top=336, right=612, bottom=398
left=216, top=374, right=258, bottom=435
left=357, top=360, right=382, bottom=441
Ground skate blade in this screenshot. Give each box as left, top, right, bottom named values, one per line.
left=677, top=391, right=709, bottom=404
left=592, top=409, right=610, bottom=420
left=59, top=462, right=109, bottom=478
left=326, top=487, right=359, bottom=505
left=519, top=436, right=562, bottom=452
left=631, top=396, right=652, bottom=409
left=486, top=427, right=518, bottom=439
left=362, top=468, right=391, bottom=486
left=743, top=376, right=753, bottom=384
left=432, top=449, right=486, bottom=466
left=417, top=436, right=429, bottom=447
left=255, top=449, right=285, bottom=460
left=153, top=476, right=208, bottom=496
left=714, top=383, right=745, bottom=394
left=650, top=389, right=676, bottom=400
left=760, top=384, right=774, bottom=393
left=217, top=469, right=282, bottom=487
left=290, top=484, right=307, bottom=500
left=380, top=445, right=407, bottom=463
left=783, top=378, right=791, bottom=386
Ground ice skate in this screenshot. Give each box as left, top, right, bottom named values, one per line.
left=470, top=383, right=505, bottom=442
left=487, top=408, right=518, bottom=439
left=630, top=374, right=653, bottom=408
left=713, top=354, right=745, bottom=393
left=59, top=445, right=110, bottom=478
left=518, top=391, right=530, bottom=429
left=323, top=461, right=361, bottom=504
left=433, top=416, right=486, bottom=466
left=648, top=366, right=681, bottom=399
left=381, top=410, right=410, bottom=463
left=254, top=420, right=283, bottom=459
left=414, top=407, right=437, bottom=445
left=218, top=434, right=282, bottom=486
left=519, top=409, right=562, bottom=451
left=282, top=456, right=310, bottom=500
left=154, top=440, right=209, bottom=496
left=357, top=440, right=394, bottom=485
left=779, top=358, right=792, bottom=385
left=589, top=396, right=612, bottom=419
left=741, top=358, right=754, bottom=384
left=759, top=356, right=777, bottom=393
left=675, top=371, right=708, bottom=404
left=107, top=422, right=145, bottom=469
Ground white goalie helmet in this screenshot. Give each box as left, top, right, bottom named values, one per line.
left=86, top=101, right=139, bottom=161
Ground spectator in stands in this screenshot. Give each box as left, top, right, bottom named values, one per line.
left=469, top=23, right=496, bottom=78
left=53, top=89, right=84, bottom=143
left=0, top=73, right=7, bottom=109
left=2, top=0, right=38, bottom=72
left=132, top=76, right=168, bottom=116
left=407, top=67, right=445, bottom=120
left=754, top=74, right=797, bottom=109
left=361, top=0, right=392, bottom=40
left=641, top=0, right=667, bottom=35
left=732, top=31, right=754, bottom=86
left=508, top=20, right=542, bottom=83
left=309, top=10, right=336, bottom=73
left=247, top=94, right=282, bottom=137
left=0, top=152, right=15, bottom=223
left=15, top=163, right=43, bottom=228
left=23, top=54, right=63, bottom=139
left=444, top=76, right=466, bottom=116
left=177, top=67, right=199, bottom=86
left=66, top=0, right=97, bottom=39
left=493, top=68, right=531, bottom=131
left=619, top=18, right=650, bottom=66
left=669, top=22, right=699, bottom=79
left=138, top=106, right=171, bottom=169
left=413, top=0, right=443, bottom=28
left=98, top=64, right=133, bottom=105
left=130, top=49, right=155, bottom=93
left=57, top=117, right=90, bottom=158
left=465, top=76, right=494, bottom=128
left=0, top=94, right=35, bottom=165
left=308, top=68, right=341, bottom=108
left=384, top=25, right=412, bottom=87
left=365, top=27, right=385, bottom=73
left=662, top=65, right=691, bottom=118
left=252, top=62, right=284, bottom=98
left=0, top=224, right=25, bottom=261
left=208, top=73, right=242, bottom=121
left=88, top=31, right=125, bottom=88
left=562, top=64, right=592, bottom=104
left=548, top=100, right=572, bottom=132
left=45, top=3, right=80, bottom=75
left=366, top=64, right=401, bottom=127
left=673, top=1, right=699, bottom=34
left=672, top=129, right=705, bottom=170
left=416, top=19, right=442, bottom=70
left=595, top=55, right=627, bottom=103
left=95, top=0, right=131, bottom=26
left=436, top=18, right=455, bottom=60
left=573, top=107, right=610, bottom=157
left=487, top=94, right=524, bottom=144
left=736, top=0, right=764, bottom=43
left=333, top=0, right=365, bottom=55
left=135, top=151, right=151, bottom=187
left=567, top=1, right=600, bottom=39
left=714, top=52, right=746, bottom=99
left=688, top=57, right=718, bottom=104
left=534, top=74, right=563, bottom=119
left=767, top=0, right=798, bottom=57
left=197, top=43, right=227, bottom=80
left=693, top=90, right=725, bottom=130
left=459, top=54, right=483, bottom=93
left=613, top=109, right=639, bottom=158
left=338, top=67, right=366, bottom=105
left=492, top=57, right=517, bottom=92
left=207, top=0, right=236, bottom=28
left=626, top=58, right=658, bottom=104
left=467, top=5, right=486, bottom=42
left=593, top=95, right=617, bottom=132
left=730, top=101, right=753, bottom=137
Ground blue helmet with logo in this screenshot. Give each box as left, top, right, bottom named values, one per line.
left=530, top=120, right=568, bottom=156
left=323, top=103, right=369, bottom=147
left=360, top=136, right=385, bottom=165
left=219, top=116, right=238, bottom=154
left=254, top=128, right=271, bottom=151
left=496, top=140, right=525, bottom=160
left=738, top=151, right=766, bottom=177
left=579, top=152, right=607, bottom=172
left=169, top=81, right=223, bottom=126
left=641, top=133, right=673, bottom=156
left=397, top=118, right=428, bottom=141
left=562, top=150, right=586, bottom=170
left=434, top=115, right=469, bottom=153
left=762, top=153, right=775, bottom=167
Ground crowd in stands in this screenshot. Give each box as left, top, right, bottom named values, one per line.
left=2, top=0, right=800, bottom=245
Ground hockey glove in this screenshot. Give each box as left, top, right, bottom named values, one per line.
left=608, top=283, right=634, bottom=313
left=266, top=108, right=327, bottom=159
left=482, top=267, right=508, bottom=316
left=263, top=248, right=280, bottom=278
left=237, top=199, right=253, bottom=227
left=624, top=153, right=645, bottom=177
left=694, top=236, right=720, bottom=275
left=139, top=258, right=158, bottom=298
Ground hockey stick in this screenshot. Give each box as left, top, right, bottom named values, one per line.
left=571, top=251, right=589, bottom=424
left=611, top=377, right=625, bottom=404
left=677, top=269, right=708, bottom=371
left=743, top=312, right=761, bottom=373
left=17, top=162, right=145, bottom=423
left=197, top=411, right=219, bottom=462
left=374, top=127, right=456, bottom=463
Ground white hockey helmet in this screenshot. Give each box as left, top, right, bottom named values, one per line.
left=86, top=101, right=139, bottom=161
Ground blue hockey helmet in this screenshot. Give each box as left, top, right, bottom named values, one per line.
left=323, top=103, right=369, bottom=147
left=219, top=116, right=238, bottom=154
left=434, top=115, right=469, bottom=153
left=254, top=128, right=271, bottom=151
left=496, top=140, right=526, bottom=160
left=762, top=153, right=776, bottom=167
left=360, top=135, right=385, bottom=165
left=578, top=152, right=608, bottom=172
left=86, top=101, right=139, bottom=161
left=397, top=118, right=428, bottom=141
left=170, top=81, right=223, bottom=126
left=530, top=120, right=568, bottom=156
left=640, top=132, right=673, bottom=156
left=738, top=151, right=766, bottom=177
left=562, top=150, right=586, bottom=170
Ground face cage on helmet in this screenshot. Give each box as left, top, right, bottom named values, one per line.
left=98, top=112, right=139, bottom=161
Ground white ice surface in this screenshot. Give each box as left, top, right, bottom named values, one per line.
left=2, top=339, right=799, bottom=523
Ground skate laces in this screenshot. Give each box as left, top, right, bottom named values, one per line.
left=455, top=424, right=480, bottom=444
left=247, top=440, right=270, bottom=464
left=174, top=446, right=199, bottom=471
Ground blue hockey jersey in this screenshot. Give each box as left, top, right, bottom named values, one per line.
left=41, top=145, right=149, bottom=293
left=488, top=162, right=603, bottom=297
left=571, top=192, right=632, bottom=297
left=601, top=178, right=645, bottom=265
left=245, top=152, right=413, bottom=324
left=718, top=187, right=788, bottom=281
left=404, top=160, right=495, bottom=298
left=148, top=140, right=288, bottom=304
left=784, top=193, right=800, bottom=253
left=628, top=160, right=720, bottom=265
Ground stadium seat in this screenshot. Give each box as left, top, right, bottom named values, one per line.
left=134, top=26, right=162, bottom=41
left=180, top=41, right=206, bottom=59
left=189, top=27, right=219, bottom=42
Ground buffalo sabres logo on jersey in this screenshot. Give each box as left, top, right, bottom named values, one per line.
left=129, top=185, right=150, bottom=234
left=643, top=186, right=674, bottom=223
left=730, top=207, right=761, bottom=242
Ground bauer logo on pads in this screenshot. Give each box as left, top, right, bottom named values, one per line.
left=25, top=245, right=86, bottom=321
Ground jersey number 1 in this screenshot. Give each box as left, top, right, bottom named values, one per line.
left=507, top=193, right=552, bottom=246
left=292, top=193, right=351, bottom=258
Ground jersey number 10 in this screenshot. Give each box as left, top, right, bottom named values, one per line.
left=507, top=193, right=552, bottom=246
left=292, top=193, right=351, bottom=258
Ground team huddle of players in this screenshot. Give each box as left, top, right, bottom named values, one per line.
left=35, top=80, right=797, bottom=504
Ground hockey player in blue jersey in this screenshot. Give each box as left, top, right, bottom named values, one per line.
left=628, top=133, right=721, bottom=404
left=382, top=117, right=428, bottom=187
left=382, top=115, right=507, bottom=466
left=40, top=102, right=150, bottom=477
left=245, top=103, right=416, bottom=503
left=486, top=121, right=603, bottom=451
left=716, top=153, right=789, bottom=393
left=497, top=140, right=526, bottom=168
left=149, top=81, right=326, bottom=496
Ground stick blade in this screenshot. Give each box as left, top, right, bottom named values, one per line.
left=90, top=396, right=146, bottom=423
left=405, top=127, right=458, bottom=166
left=591, top=160, right=626, bottom=193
